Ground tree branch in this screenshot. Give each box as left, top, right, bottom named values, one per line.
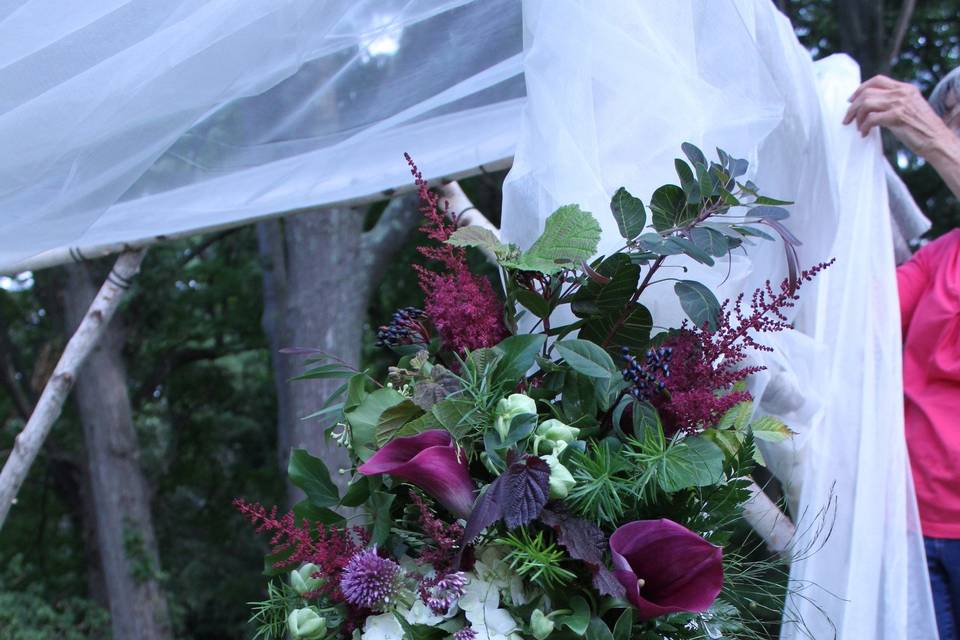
left=883, top=0, right=917, bottom=75
left=177, top=229, right=238, bottom=268
left=361, top=195, right=421, bottom=277
left=0, top=249, right=147, bottom=530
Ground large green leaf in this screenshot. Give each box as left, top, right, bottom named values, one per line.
left=656, top=436, right=725, bottom=492
left=571, top=254, right=640, bottom=318
left=344, top=387, right=406, bottom=460
left=556, top=339, right=618, bottom=380
left=578, top=302, right=652, bottom=354
left=431, top=398, right=475, bottom=440
left=375, top=399, right=424, bottom=446
left=368, top=491, right=396, bottom=546
left=613, top=608, right=634, bottom=640
left=751, top=415, right=796, bottom=442
left=292, top=500, right=344, bottom=525
left=288, top=449, right=340, bottom=508
left=446, top=225, right=509, bottom=256
left=674, top=280, right=721, bottom=331
left=650, top=184, right=697, bottom=231
left=492, top=333, right=546, bottom=384
left=587, top=618, right=615, bottom=640
left=675, top=159, right=700, bottom=204
left=689, top=227, right=730, bottom=257
left=558, top=596, right=591, bottom=635
left=501, top=205, right=601, bottom=274
left=610, top=187, right=646, bottom=239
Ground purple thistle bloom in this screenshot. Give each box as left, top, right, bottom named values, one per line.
left=339, top=548, right=402, bottom=612
left=454, top=626, right=478, bottom=640
left=421, top=571, right=468, bottom=615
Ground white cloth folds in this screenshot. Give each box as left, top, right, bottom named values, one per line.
left=501, top=1, right=936, bottom=638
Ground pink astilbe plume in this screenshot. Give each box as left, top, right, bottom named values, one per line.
left=409, top=490, right=463, bottom=571
left=624, top=261, right=832, bottom=434
left=405, top=153, right=508, bottom=352
left=233, top=498, right=369, bottom=601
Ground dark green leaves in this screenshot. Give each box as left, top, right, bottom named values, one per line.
left=288, top=449, right=339, bottom=508
left=650, top=184, right=691, bottom=232
left=674, top=280, right=721, bottom=330
left=500, top=205, right=601, bottom=274
left=610, top=187, right=646, bottom=239
left=556, top=339, right=618, bottom=380
left=657, top=437, right=725, bottom=492
left=492, top=334, right=546, bottom=384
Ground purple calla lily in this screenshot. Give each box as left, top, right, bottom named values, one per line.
left=357, top=430, right=475, bottom=519
left=609, top=519, right=723, bottom=620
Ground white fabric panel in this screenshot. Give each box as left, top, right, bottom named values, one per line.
left=501, top=1, right=935, bottom=638
left=0, top=0, right=523, bottom=271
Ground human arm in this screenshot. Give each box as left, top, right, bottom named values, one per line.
left=844, top=75, right=960, bottom=199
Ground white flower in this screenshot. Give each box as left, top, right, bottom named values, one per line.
left=403, top=600, right=450, bottom=626
left=458, top=570, right=519, bottom=640
left=361, top=613, right=404, bottom=640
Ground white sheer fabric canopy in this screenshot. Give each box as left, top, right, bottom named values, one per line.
left=0, top=0, right=523, bottom=272
left=0, top=0, right=937, bottom=637
left=500, top=1, right=936, bottom=638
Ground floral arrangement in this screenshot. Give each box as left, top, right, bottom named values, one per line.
left=236, top=144, right=828, bottom=640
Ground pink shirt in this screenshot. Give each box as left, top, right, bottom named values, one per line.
left=898, top=228, right=960, bottom=538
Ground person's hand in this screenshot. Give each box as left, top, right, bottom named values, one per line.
left=843, top=75, right=952, bottom=159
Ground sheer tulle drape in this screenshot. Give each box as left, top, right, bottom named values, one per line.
left=500, top=1, right=936, bottom=638
left=0, top=0, right=523, bottom=271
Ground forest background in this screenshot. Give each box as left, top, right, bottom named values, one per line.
left=0, top=1, right=956, bottom=638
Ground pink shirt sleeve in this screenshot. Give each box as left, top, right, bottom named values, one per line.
left=896, top=245, right=931, bottom=335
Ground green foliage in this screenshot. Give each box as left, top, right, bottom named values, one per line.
left=497, top=528, right=577, bottom=589
left=248, top=580, right=299, bottom=640
left=567, top=440, right=634, bottom=522
left=499, top=205, right=602, bottom=274
left=0, top=591, right=110, bottom=640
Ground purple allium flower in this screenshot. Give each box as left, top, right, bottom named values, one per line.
left=339, top=548, right=403, bottom=612
left=454, top=626, right=478, bottom=640
left=420, top=571, right=468, bottom=614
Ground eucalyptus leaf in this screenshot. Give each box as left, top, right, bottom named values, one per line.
left=674, top=280, right=721, bottom=330
left=610, top=187, right=647, bottom=239
left=674, top=159, right=700, bottom=204
left=650, top=184, right=690, bottom=232
left=556, top=339, right=618, bottom=380
left=571, top=254, right=640, bottom=318
left=578, top=302, right=653, bottom=355
left=689, top=227, right=730, bottom=257
left=681, top=142, right=707, bottom=168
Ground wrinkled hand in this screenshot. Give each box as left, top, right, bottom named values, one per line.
left=843, top=75, right=951, bottom=158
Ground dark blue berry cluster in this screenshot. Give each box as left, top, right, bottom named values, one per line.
left=621, top=346, right=673, bottom=400
left=376, top=307, right=430, bottom=348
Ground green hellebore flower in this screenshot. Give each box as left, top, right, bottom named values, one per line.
left=493, top=393, right=537, bottom=440
left=290, top=563, right=324, bottom=596
left=530, top=609, right=555, bottom=640
left=533, top=418, right=580, bottom=454
left=541, top=454, right=576, bottom=500
left=287, top=607, right=327, bottom=640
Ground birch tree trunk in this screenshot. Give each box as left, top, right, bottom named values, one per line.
left=63, top=262, right=172, bottom=640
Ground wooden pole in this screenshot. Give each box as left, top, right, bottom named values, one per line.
left=0, top=249, right=146, bottom=530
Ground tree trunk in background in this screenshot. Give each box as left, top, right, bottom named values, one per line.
left=63, top=263, right=172, bottom=640
left=259, top=198, right=420, bottom=503
left=837, top=0, right=886, bottom=78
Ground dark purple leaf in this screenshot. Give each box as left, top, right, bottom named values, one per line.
left=540, top=507, right=626, bottom=598
left=462, top=483, right=504, bottom=545
left=500, top=455, right=550, bottom=529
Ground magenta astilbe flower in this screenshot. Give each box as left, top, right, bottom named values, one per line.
left=418, top=267, right=509, bottom=353
left=622, top=262, right=833, bottom=434
left=420, top=571, right=468, bottom=614
left=340, top=548, right=403, bottom=612
left=405, top=153, right=508, bottom=353
left=610, top=519, right=723, bottom=620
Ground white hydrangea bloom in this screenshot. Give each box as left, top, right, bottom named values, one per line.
left=361, top=613, right=404, bottom=640
left=458, top=570, right=520, bottom=640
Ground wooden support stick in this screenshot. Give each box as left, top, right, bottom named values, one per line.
left=743, top=480, right=796, bottom=557
left=0, top=249, right=146, bottom=529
